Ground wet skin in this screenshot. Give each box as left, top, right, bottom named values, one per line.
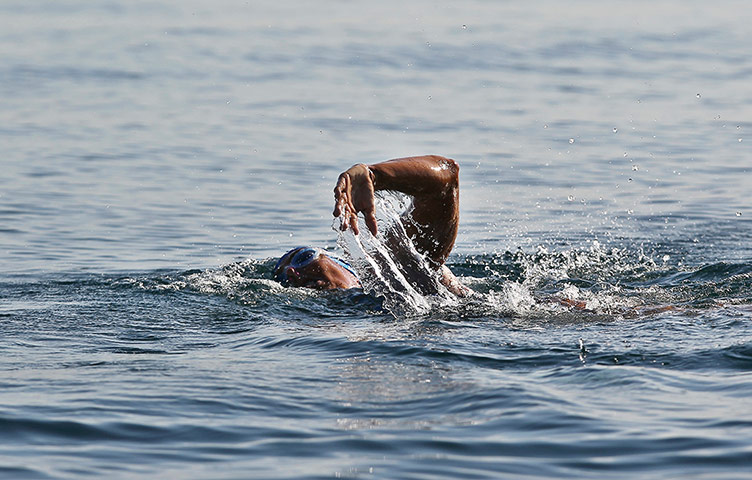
left=274, top=248, right=360, bottom=290
left=334, top=155, right=469, bottom=297
left=275, top=155, right=468, bottom=296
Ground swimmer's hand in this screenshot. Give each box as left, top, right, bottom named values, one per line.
left=333, top=163, right=378, bottom=236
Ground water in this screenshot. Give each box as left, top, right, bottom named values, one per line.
left=335, top=191, right=459, bottom=316
left=1, top=1, right=752, bottom=478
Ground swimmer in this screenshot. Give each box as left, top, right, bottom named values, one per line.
left=273, top=155, right=470, bottom=296
left=272, top=156, right=674, bottom=313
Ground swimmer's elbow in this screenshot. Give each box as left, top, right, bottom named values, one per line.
left=443, top=157, right=459, bottom=188
left=428, top=156, right=459, bottom=191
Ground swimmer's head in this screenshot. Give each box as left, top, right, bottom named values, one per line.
left=273, top=247, right=359, bottom=290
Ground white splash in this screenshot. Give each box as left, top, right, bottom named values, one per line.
left=334, top=191, right=456, bottom=317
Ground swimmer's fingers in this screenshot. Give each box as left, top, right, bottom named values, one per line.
left=333, top=173, right=348, bottom=218
left=342, top=196, right=359, bottom=235
left=364, top=210, right=378, bottom=236
left=333, top=173, right=360, bottom=234
left=352, top=190, right=377, bottom=236
left=333, top=164, right=376, bottom=235
left=349, top=206, right=360, bottom=235
left=346, top=164, right=377, bottom=236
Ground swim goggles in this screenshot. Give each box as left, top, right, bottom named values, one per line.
left=273, top=247, right=357, bottom=283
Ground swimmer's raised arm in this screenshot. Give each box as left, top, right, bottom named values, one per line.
left=365, top=155, right=460, bottom=198
left=333, top=155, right=459, bottom=266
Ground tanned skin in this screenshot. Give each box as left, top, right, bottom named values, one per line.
left=333, top=155, right=469, bottom=296
left=274, top=155, right=467, bottom=295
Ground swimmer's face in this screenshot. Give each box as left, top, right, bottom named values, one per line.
left=273, top=248, right=359, bottom=290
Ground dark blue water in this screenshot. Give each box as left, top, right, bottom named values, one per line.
left=2, top=1, right=752, bottom=479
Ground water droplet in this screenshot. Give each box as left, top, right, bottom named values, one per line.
left=623, top=152, right=628, bottom=157
left=567, top=195, right=575, bottom=201
left=632, top=165, right=639, bottom=171
left=543, top=124, right=548, bottom=129
left=737, top=211, right=743, bottom=216
left=569, top=138, right=575, bottom=144
left=462, top=24, right=467, bottom=29
left=628, top=178, right=633, bottom=182
left=739, top=138, right=743, bottom=142
left=696, top=93, right=701, bottom=98
left=612, top=127, right=618, bottom=133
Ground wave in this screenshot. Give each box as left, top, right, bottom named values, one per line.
left=114, top=244, right=751, bottom=323
left=97, top=188, right=749, bottom=320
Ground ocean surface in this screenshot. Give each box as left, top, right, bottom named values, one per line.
left=2, top=1, right=752, bottom=478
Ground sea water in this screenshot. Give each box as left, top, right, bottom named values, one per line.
left=1, top=1, right=751, bottom=479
